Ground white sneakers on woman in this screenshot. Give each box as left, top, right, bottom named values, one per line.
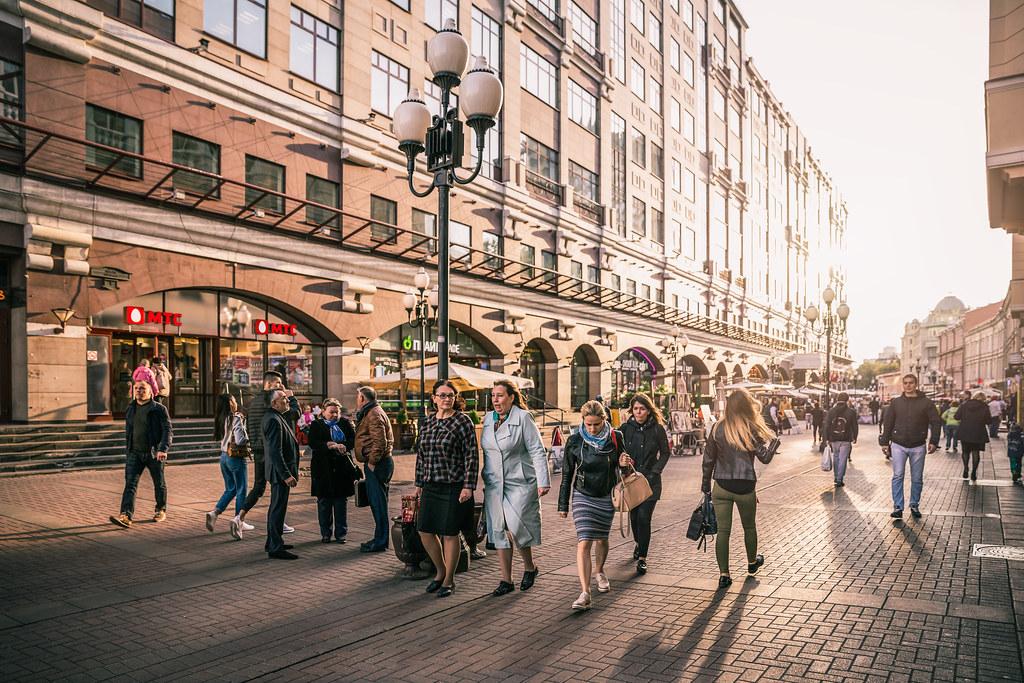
left=596, top=573, right=611, bottom=593
left=572, top=592, right=592, bottom=611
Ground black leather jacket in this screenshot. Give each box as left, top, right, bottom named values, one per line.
left=701, top=423, right=778, bottom=493
left=619, top=417, right=670, bottom=500
left=879, top=394, right=941, bottom=449
left=558, top=429, right=626, bottom=512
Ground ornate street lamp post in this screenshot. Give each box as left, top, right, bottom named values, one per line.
left=393, top=20, right=504, bottom=380
left=659, top=325, right=688, bottom=398
left=803, top=286, right=850, bottom=409
left=402, top=267, right=439, bottom=417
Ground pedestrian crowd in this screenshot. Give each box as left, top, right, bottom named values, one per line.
left=107, top=368, right=1019, bottom=610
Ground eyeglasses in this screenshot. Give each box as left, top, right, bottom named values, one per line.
left=435, top=393, right=456, bottom=399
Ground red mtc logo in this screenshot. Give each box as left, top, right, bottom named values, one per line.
left=124, top=306, right=183, bottom=326
left=252, top=319, right=298, bottom=336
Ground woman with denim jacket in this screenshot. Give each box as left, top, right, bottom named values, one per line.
left=558, top=400, right=632, bottom=611
left=701, top=388, right=779, bottom=589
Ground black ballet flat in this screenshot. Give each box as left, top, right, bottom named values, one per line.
left=493, top=581, right=515, bottom=596
left=520, top=568, right=539, bottom=591
left=425, top=579, right=443, bottom=593
left=437, top=584, right=455, bottom=598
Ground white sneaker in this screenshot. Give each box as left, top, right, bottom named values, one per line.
left=230, top=516, right=243, bottom=541
left=596, top=573, right=611, bottom=593
left=241, top=521, right=255, bottom=531
left=282, top=523, right=295, bottom=534
left=571, top=592, right=592, bottom=611
left=205, top=510, right=218, bottom=533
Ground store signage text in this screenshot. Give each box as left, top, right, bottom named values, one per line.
left=253, top=319, right=298, bottom=336
left=402, top=335, right=460, bottom=355
left=124, top=306, right=182, bottom=326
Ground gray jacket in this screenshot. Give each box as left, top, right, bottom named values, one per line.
left=701, top=423, right=777, bottom=492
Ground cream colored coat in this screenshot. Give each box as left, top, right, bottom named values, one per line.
left=481, top=405, right=550, bottom=549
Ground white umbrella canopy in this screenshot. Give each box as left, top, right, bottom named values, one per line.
left=367, top=360, right=534, bottom=393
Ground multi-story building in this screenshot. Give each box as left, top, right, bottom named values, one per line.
left=937, top=320, right=964, bottom=393
left=900, top=296, right=966, bottom=385
left=0, top=0, right=850, bottom=423
left=963, top=301, right=1008, bottom=391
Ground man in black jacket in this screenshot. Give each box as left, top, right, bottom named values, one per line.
left=879, top=374, right=941, bottom=519
left=264, top=389, right=300, bottom=559
left=821, top=393, right=858, bottom=487
left=110, top=380, right=173, bottom=528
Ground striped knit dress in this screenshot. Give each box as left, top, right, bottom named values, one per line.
left=572, top=489, right=615, bottom=541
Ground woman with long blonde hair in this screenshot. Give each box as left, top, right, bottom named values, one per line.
left=700, top=388, right=779, bottom=588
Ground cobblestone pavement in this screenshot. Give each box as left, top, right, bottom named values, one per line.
left=1, top=429, right=1022, bottom=682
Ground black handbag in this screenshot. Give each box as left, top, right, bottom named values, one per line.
left=354, top=479, right=370, bottom=508
left=685, top=492, right=717, bottom=551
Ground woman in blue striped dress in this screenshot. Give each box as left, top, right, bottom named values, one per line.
left=557, top=400, right=632, bottom=611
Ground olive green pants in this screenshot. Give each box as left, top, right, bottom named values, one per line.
left=711, top=483, right=758, bottom=575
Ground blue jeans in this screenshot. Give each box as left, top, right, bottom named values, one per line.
left=215, top=453, right=248, bottom=516
left=317, top=496, right=348, bottom=539
left=891, top=443, right=927, bottom=510
left=944, top=425, right=959, bottom=451
left=830, top=441, right=852, bottom=483
left=364, top=457, right=393, bottom=548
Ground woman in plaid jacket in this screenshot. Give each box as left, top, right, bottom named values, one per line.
left=415, top=379, right=479, bottom=598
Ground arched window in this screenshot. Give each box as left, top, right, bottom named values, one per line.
left=570, top=347, right=594, bottom=409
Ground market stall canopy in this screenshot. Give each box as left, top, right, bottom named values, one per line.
left=784, top=352, right=824, bottom=371
left=721, top=381, right=796, bottom=394
left=367, top=359, right=534, bottom=393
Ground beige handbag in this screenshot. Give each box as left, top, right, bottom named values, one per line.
left=613, top=464, right=653, bottom=537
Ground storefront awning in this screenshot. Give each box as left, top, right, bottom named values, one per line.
left=368, top=360, right=534, bottom=393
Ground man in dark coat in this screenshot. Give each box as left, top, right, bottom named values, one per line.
left=879, top=374, right=941, bottom=519
left=110, top=380, right=173, bottom=528
left=264, top=389, right=300, bottom=559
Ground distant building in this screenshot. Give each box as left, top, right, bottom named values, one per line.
left=875, top=346, right=898, bottom=362
left=900, top=296, right=967, bottom=388
left=875, top=371, right=903, bottom=402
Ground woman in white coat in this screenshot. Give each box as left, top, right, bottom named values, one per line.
left=481, top=380, right=550, bottom=596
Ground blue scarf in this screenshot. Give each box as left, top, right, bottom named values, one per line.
left=579, top=421, right=611, bottom=449
left=324, top=419, right=346, bottom=444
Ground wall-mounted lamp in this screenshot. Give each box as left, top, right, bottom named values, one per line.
left=51, top=307, right=76, bottom=333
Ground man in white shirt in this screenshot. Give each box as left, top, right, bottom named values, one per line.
left=989, top=397, right=1006, bottom=439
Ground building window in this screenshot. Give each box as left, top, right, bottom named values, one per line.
left=670, top=37, right=680, bottom=72
left=683, top=0, right=694, bottom=29
left=626, top=279, right=637, bottom=296
left=542, top=249, right=558, bottom=285
left=520, top=44, right=558, bottom=108
left=371, top=51, right=409, bottom=116
left=684, top=110, right=695, bottom=144
left=520, top=134, right=559, bottom=181
left=390, top=0, right=410, bottom=9
left=204, top=0, right=267, bottom=58
left=631, top=59, right=645, bottom=99
left=87, top=0, right=175, bottom=40
left=729, top=15, right=741, bottom=45
left=712, top=88, right=726, bottom=120
left=569, top=161, right=599, bottom=202
left=290, top=6, right=339, bottom=90
left=641, top=283, right=651, bottom=300
left=305, top=175, right=339, bottom=228
left=370, top=195, right=398, bottom=244
left=716, top=0, right=726, bottom=24
left=685, top=168, right=696, bottom=202
left=651, top=207, right=664, bottom=244
left=244, top=155, right=284, bottom=213
left=483, top=231, right=503, bottom=269
left=85, top=104, right=143, bottom=178
left=568, top=80, right=598, bottom=134
left=670, top=218, right=682, bottom=252
left=683, top=53, right=695, bottom=86
left=423, top=80, right=458, bottom=114
left=630, top=0, right=644, bottom=32
left=520, top=243, right=536, bottom=279
left=426, top=0, right=458, bottom=29
left=631, top=127, right=646, bottom=168
left=612, top=113, right=627, bottom=235
left=670, top=97, right=681, bottom=132
left=649, top=77, right=661, bottom=114
left=631, top=197, right=646, bottom=237
left=647, top=13, right=661, bottom=51
left=570, top=259, right=583, bottom=293
left=651, top=143, right=664, bottom=179
left=527, top=0, right=559, bottom=23
left=471, top=8, right=503, bottom=179
left=451, top=220, right=471, bottom=262
left=569, top=2, right=598, bottom=57
left=729, top=105, right=740, bottom=136
left=0, top=58, right=21, bottom=146
left=671, top=158, right=682, bottom=193
left=683, top=226, right=696, bottom=259
left=411, top=209, right=437, bottom=253
left=171, top=132, right=219, bottom=196
left=611, top=0, right=626, bottom=82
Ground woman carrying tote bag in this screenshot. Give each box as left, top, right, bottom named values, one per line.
left=481, top=380, right=550, bottom=597
left=701, top=388, right=779, bottom=589
left=618, top=392, right=670, bottom=576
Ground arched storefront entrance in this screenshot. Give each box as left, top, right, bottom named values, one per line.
left=89, top=289, right=331, bottom=419
left=570, top=345, right=600, bottom=409
left=611, top=348, right=662, bottom=404
left=749, top=364, right=767, bottom=381
left=521, top=338, right=556, bottom=405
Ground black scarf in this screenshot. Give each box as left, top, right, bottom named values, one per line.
left=356, top=399, right=378, bottom=423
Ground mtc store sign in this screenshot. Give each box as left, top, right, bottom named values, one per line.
left=402, top=335, right=461, bottom=355
left=253, top=319, right=298, bottom=336
left=124, top=306, right=182, bottom=327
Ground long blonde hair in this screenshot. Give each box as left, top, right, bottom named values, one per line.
left=716, top=388, right=775, bottom=452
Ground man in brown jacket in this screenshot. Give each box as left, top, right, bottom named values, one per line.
left=354, top=386, right=394, bottom=552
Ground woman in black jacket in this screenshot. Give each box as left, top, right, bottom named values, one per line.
left=701, top=389, right=779, bottom=589
left=619, top=392, right=670, bottom=575
left=955, top=393, right=991, bottom=481
left=308, top=399, right=359, bottom=543
left=558, top=400, right=632, bottom=611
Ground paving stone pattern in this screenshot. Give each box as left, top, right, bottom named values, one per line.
left=0, top=432, right=1021, bottom=682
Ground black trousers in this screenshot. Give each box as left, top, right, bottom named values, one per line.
left=119, top=450, right=167, bottom=518
left=629, top=497, right=658, bottom=557
left=242, top=455, right=267, bottom=513
left=812, top=425, right=821, bottom=442
left=265, top=481, right=291, bottom=554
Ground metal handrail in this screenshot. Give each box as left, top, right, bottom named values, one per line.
left=524, top=393, right=567, bottom=430
left=0, top=116, right=816, bottom=354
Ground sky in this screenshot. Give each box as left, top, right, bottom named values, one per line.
left=738, top=0, right=1010, bottom=362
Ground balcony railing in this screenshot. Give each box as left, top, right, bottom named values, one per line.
left=526, top=0, right=565, bottom=36
left=573, top=194, right=604, bottom=225
left=524, top=170, right=564, bottom=206
left=0, top=116, right=800, bottom=352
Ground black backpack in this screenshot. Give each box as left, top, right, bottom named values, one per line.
left=828, top=408, right=852, bottom=441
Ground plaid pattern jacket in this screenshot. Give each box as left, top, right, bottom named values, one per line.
left=415, top=412, right=479, bottom=489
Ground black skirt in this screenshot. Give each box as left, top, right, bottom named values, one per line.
left=417, top=482, right=472, bottom=536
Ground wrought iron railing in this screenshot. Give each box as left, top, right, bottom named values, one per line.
left=524, top=170, right=564, bottom=205
left=573, top=194, right=604, bottom=225
left=0, top=116, right=800, bottom=352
